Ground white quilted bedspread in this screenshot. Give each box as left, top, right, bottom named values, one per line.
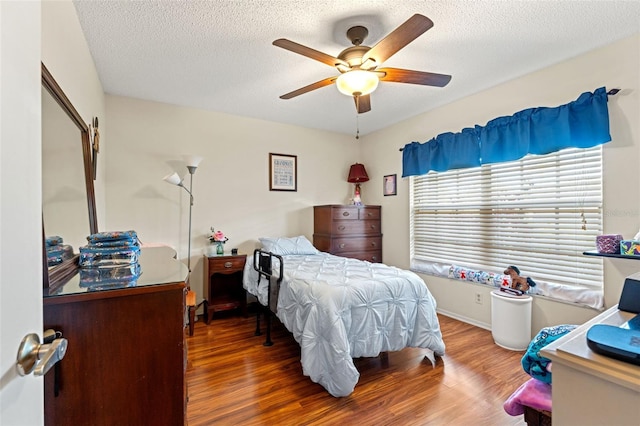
left=243, top=253, right=446, bottom=397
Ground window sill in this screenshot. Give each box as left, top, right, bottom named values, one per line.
left=411, top=259, right=604, bottom=310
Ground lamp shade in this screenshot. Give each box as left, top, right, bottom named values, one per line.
left=336, top=70, right=379, bottom=96
left=163, top=172, right=182, bottom=186
left=184, top=155, right=203, bottom=168
left=347, top=163, right=369, bottom=183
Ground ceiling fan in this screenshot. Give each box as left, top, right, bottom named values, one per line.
left=273, top=14, right=452, bottom=114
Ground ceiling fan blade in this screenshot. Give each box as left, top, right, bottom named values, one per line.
left=362, top=14, right=434, bottom=66
left=377, top=67, right=451, bottom=87
left=273, top=39, right=349, bottom=69
left=280, top=76, right=337, bottom=100
left=354, top=94, right=371, bottom=114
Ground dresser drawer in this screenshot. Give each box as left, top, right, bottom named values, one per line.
left=358, top=207, right=380, bottom=220
left=339, top=250, right=382, bottom=263
left=332, top=219, right=380, bottom=235
left=208, top=256, right=246, bottom=273
left=331, top=206, right=359, bottom=220
left=329, top=206, right=380, bottom=221
left=331, top=236, right=381, bottom=254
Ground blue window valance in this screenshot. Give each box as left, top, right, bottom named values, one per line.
left=402, top=87, right=611, bottom=178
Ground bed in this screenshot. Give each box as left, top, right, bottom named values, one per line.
left=242, top=236, right=446, bottom=397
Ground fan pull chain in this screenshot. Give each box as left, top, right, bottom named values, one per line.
left=354, top=95, right=360, bottom=140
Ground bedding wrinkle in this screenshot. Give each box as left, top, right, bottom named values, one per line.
left=244, top=252, right=445, bottom=397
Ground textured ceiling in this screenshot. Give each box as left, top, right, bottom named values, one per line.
left=73, top=0, right=640, bottom=137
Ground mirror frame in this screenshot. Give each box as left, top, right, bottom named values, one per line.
left=42, top=62, right=98, bottom=290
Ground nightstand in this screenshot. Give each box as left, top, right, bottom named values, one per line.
left=203, top=253, right=247, bottom=322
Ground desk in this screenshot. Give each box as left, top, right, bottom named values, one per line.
left=541, top=305, right=640, bottom=426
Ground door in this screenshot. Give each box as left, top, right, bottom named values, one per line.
left=0, top=2, right=44, bottom=425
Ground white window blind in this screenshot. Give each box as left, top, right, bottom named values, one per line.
left=410, top=146, right=603, bottom=288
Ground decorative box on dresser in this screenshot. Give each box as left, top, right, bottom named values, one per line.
left=42, top=246, right=189, bottom=426
left=313, top=204, right=382, bottom=262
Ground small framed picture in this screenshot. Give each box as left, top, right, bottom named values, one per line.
left=269, top=153, right=297, bottom=191
left=383, top=174, right=397, bottom=196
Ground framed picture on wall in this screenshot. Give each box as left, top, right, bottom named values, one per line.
left=269, top=153, right=297, bottom=191
left=383, top=174, right=397, bottom=196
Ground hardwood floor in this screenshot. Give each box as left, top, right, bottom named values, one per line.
left=186, top=310, right=530, bottom=426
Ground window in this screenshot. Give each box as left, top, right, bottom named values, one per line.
left=410, top=146, right=603, bottom=288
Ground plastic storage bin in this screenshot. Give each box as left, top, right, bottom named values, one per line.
left=491, top=290, right=532, bottom=350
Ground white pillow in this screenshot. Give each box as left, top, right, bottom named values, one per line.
left=259, top=235, right=319, bottom=255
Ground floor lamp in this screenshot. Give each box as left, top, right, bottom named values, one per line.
left=163, top=155, right=202, bottom=272
left=163, top=156, right=203, bottom=336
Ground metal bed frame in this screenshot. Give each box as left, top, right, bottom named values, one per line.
left=252, top=249, right=283, bottom=346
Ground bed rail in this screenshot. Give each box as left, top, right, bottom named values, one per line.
left=252, top=249, right=283, bottom=346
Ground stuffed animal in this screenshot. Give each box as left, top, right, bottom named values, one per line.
left=504, top=266, right=537, bottom=293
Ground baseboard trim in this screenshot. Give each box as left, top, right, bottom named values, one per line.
left=437, top=308, right=491, bottom=331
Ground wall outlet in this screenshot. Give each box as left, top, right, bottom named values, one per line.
left=475, top=292, right=483, bottom=304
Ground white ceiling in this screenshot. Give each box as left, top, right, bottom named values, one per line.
left=73, top=0, right=640, bottom=137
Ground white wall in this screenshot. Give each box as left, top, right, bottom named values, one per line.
left=41, top=0, right=106, bottom=228
left=104, top=95, right=359, bottom=302
left=362, top=34, right=640, bottom=332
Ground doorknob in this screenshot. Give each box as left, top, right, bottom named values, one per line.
left=16, top=330, right=67, bottom=376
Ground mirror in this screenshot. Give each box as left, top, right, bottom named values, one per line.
left=41, top=63, right=97, bottom=290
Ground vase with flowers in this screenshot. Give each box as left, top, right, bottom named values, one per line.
left=208, top=227, right=228, bottom=256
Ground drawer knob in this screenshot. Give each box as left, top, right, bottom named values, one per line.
left=372, top=256, right=378, bottom=262
left=370, top=242, right=377, bottom=247
left=224, top=262, right=233, bottom=268
left=338, top=225, right=346, bottom=231
left=367, top=212, right=373, bottom=217
left=342, top=212, right=350, bottom=217
left=339, top=243, right=345, bottom=249
left=370, top=225, right=376, bottom=229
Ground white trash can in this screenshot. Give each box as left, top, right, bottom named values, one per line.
left=490, top=290, right=532, bottom=351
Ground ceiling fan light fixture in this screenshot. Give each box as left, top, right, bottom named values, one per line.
left=335, top=63, right=351, bottom=73
left=336, top=70, right=379, bottom=97
left=360, top=58, right=377, bottom=70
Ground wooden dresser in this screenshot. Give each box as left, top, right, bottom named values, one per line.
left=313, top=204, right=382, bottom=262
left=43, top=246, right=189, bottom=426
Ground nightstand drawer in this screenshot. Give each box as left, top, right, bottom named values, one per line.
left=208, top=256, right=246, bottom=273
